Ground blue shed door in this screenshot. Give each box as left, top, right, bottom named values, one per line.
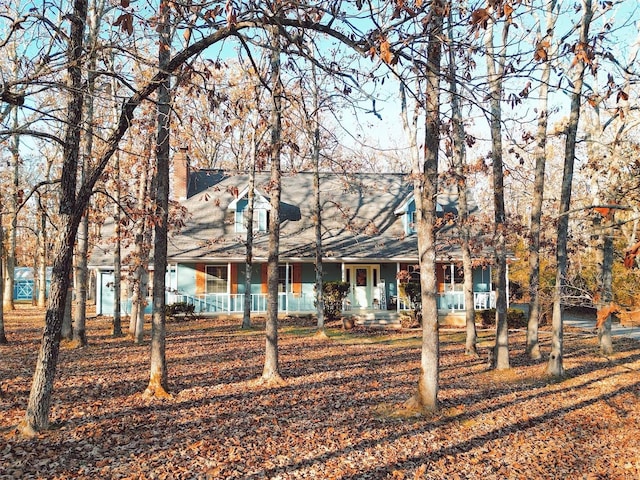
left=99, top=272, right=115, bottom=316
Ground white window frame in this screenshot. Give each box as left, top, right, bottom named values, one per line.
left=205, top=265, right=228, bottom=294
left=236, top=206, right=269, bottom=233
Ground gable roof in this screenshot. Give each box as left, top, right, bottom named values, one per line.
left=168, top=171, right=474, bottom=263
left=227, top=185, right=271, bottom=210
left=90, top=171, right=490, bottom=267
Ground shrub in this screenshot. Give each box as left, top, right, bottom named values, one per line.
left=322, top=281, right=350, bottom=320
left=402, top=282, right=422, bottom=326
left=165, top=301, right=195, bottom=320
left=475, top=308, right=527, bottom=329
left=403, top=282, right=421, bottom=306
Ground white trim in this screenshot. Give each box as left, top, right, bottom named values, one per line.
left=96, top=272, right=103, bottom=315
left=393, top=194, right=443, bottom=215
left=227, top=186, right=271, bottom=210
left=506, top=263, right=510, bottom=309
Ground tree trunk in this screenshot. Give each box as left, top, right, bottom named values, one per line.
left=548, top=0, right=593, bottom=377
left=0, top=221, right=6, bottom=344
left=598, top=229, right=614, bottom=355
left=242, top=131, right=256, bottom=330
left=527, top=0, right=557, bottom=361
left=130, top=154, right=152, bottom=343
left=20, top=0, right=88, bottom=434
left=73, top=212, right=89, bottom=346
left=135, top=268, right=148, bottom=344
left=145, top=1, right=171, bottom=398
left=311, top=57, right=325, bottom=334
left=128, top=274, right=139, bottom=338
left=4, top=109, right=19, bottom=312
left=21, top=217, right=85, bottom=433
left=72, top=5, right=103, bottom=347
left=447, top=7, right=476, bottom=357
left=61, top=283, right=73, bottom=340
left=262, top=24, right=284, bottom=385
left=485, top=7, right=510, bottom=370
left=409, top=1, right=443, bottom=412
left=37, top=206, right=48, bottom=308
left=112, top=152, right=123, bottom=337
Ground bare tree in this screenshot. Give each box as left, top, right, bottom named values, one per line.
left=527, top=0, right=559, bottom=360
left=145, top=0, right=171, bottom=398
left=0, top=221, right=6, bottom=344
left=19, top=0, right=89, bottom=434
left=547, top=0, right=594, bottom=377
left=261, top=24, right=285, bottom=386
left=310, top=59, right=326, bottom=336
left=446, top=7, right=477, bottom=357
left=407, top=0, right=444, bottom=412
left=242, top=145, right=256, bottom=330
left=112, top=150, right=123, bottom=337
left=482, top=2, right=513, bottom=371
left=73, top=0, right=108, bottom=348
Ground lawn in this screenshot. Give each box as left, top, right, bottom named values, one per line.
left=1, top=306, right=639, bottom=479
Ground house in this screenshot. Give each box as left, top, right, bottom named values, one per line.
left=90, top=150, right=501, bottom=324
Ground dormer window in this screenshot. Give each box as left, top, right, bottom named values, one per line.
left=235, top=200, right=269, bottom=233
left=229, top=187, right=271, bottom=233
left=395, top=195, right=444, bottom=235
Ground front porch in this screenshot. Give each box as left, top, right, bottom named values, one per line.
left=163, top=290, right=496, bottom=317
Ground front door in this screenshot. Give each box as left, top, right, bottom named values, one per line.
left=346, top=265, right=379, bottom=309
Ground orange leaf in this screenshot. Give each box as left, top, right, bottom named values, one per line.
left=504, top=3, right=514, bottom=21
left=617, top=90, right=629, bottom=102
left=624, top=241, right=640, bottom=269
left=470, top=8, right=490, bottom=29
left=534, top=40, right=549, bottom=61
left=380, top=39, right=393, bottom=64
left=596, top=303, right=618, bottom=329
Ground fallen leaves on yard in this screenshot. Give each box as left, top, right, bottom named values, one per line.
left=0, top=306, right=639, bottom=479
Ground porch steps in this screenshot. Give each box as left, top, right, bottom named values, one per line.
left=351, top=311, right=402, bottom=330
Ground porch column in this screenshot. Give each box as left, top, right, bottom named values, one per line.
left=227, top=262, right=232, bottom=313
left=489, top=265, right=494, bottom=309
left=96, top=271, right=103, bottom=315
left=396, top=262, right=400, bottom=311
left=506, top=262, right=510, bottom=309
left=285, top=261, right=290, bottom=313
left=171, top=263, right=178, bottom=292
left=450, top=263, right=454, bottom=291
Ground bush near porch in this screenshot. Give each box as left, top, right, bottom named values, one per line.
left=475, top=308, right=528, bottom=329
left=320, top=281, right=350, bottom=320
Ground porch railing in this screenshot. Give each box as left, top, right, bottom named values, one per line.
left=170, top=292, right=315, bottom=314
left=398, top=291, right=496, bottom=312
left=165, top=290, right=495, bottom=315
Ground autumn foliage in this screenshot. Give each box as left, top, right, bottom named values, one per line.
left=1, top=307, right=639, bottom=479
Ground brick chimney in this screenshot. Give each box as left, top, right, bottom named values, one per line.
left=173, top=147, right=189, bottom=200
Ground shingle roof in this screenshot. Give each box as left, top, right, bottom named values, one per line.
left=90, top=171, right=487, bottom=267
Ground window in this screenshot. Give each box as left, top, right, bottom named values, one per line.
left=408, top=264, right=420, bottom=282
left=235, top=204, right=269, bottom=233
left=404, top=200, right=443, bottom=235
left=206, top=265, right=228, bottom=294
left=278, top=265, right=292, bottom=293
left=443, top=265, right=464, bottom=291
left=409, top=210, right=417, bottom=233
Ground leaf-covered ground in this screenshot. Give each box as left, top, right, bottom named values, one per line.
left=1, top=306, right=639, bottom=480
